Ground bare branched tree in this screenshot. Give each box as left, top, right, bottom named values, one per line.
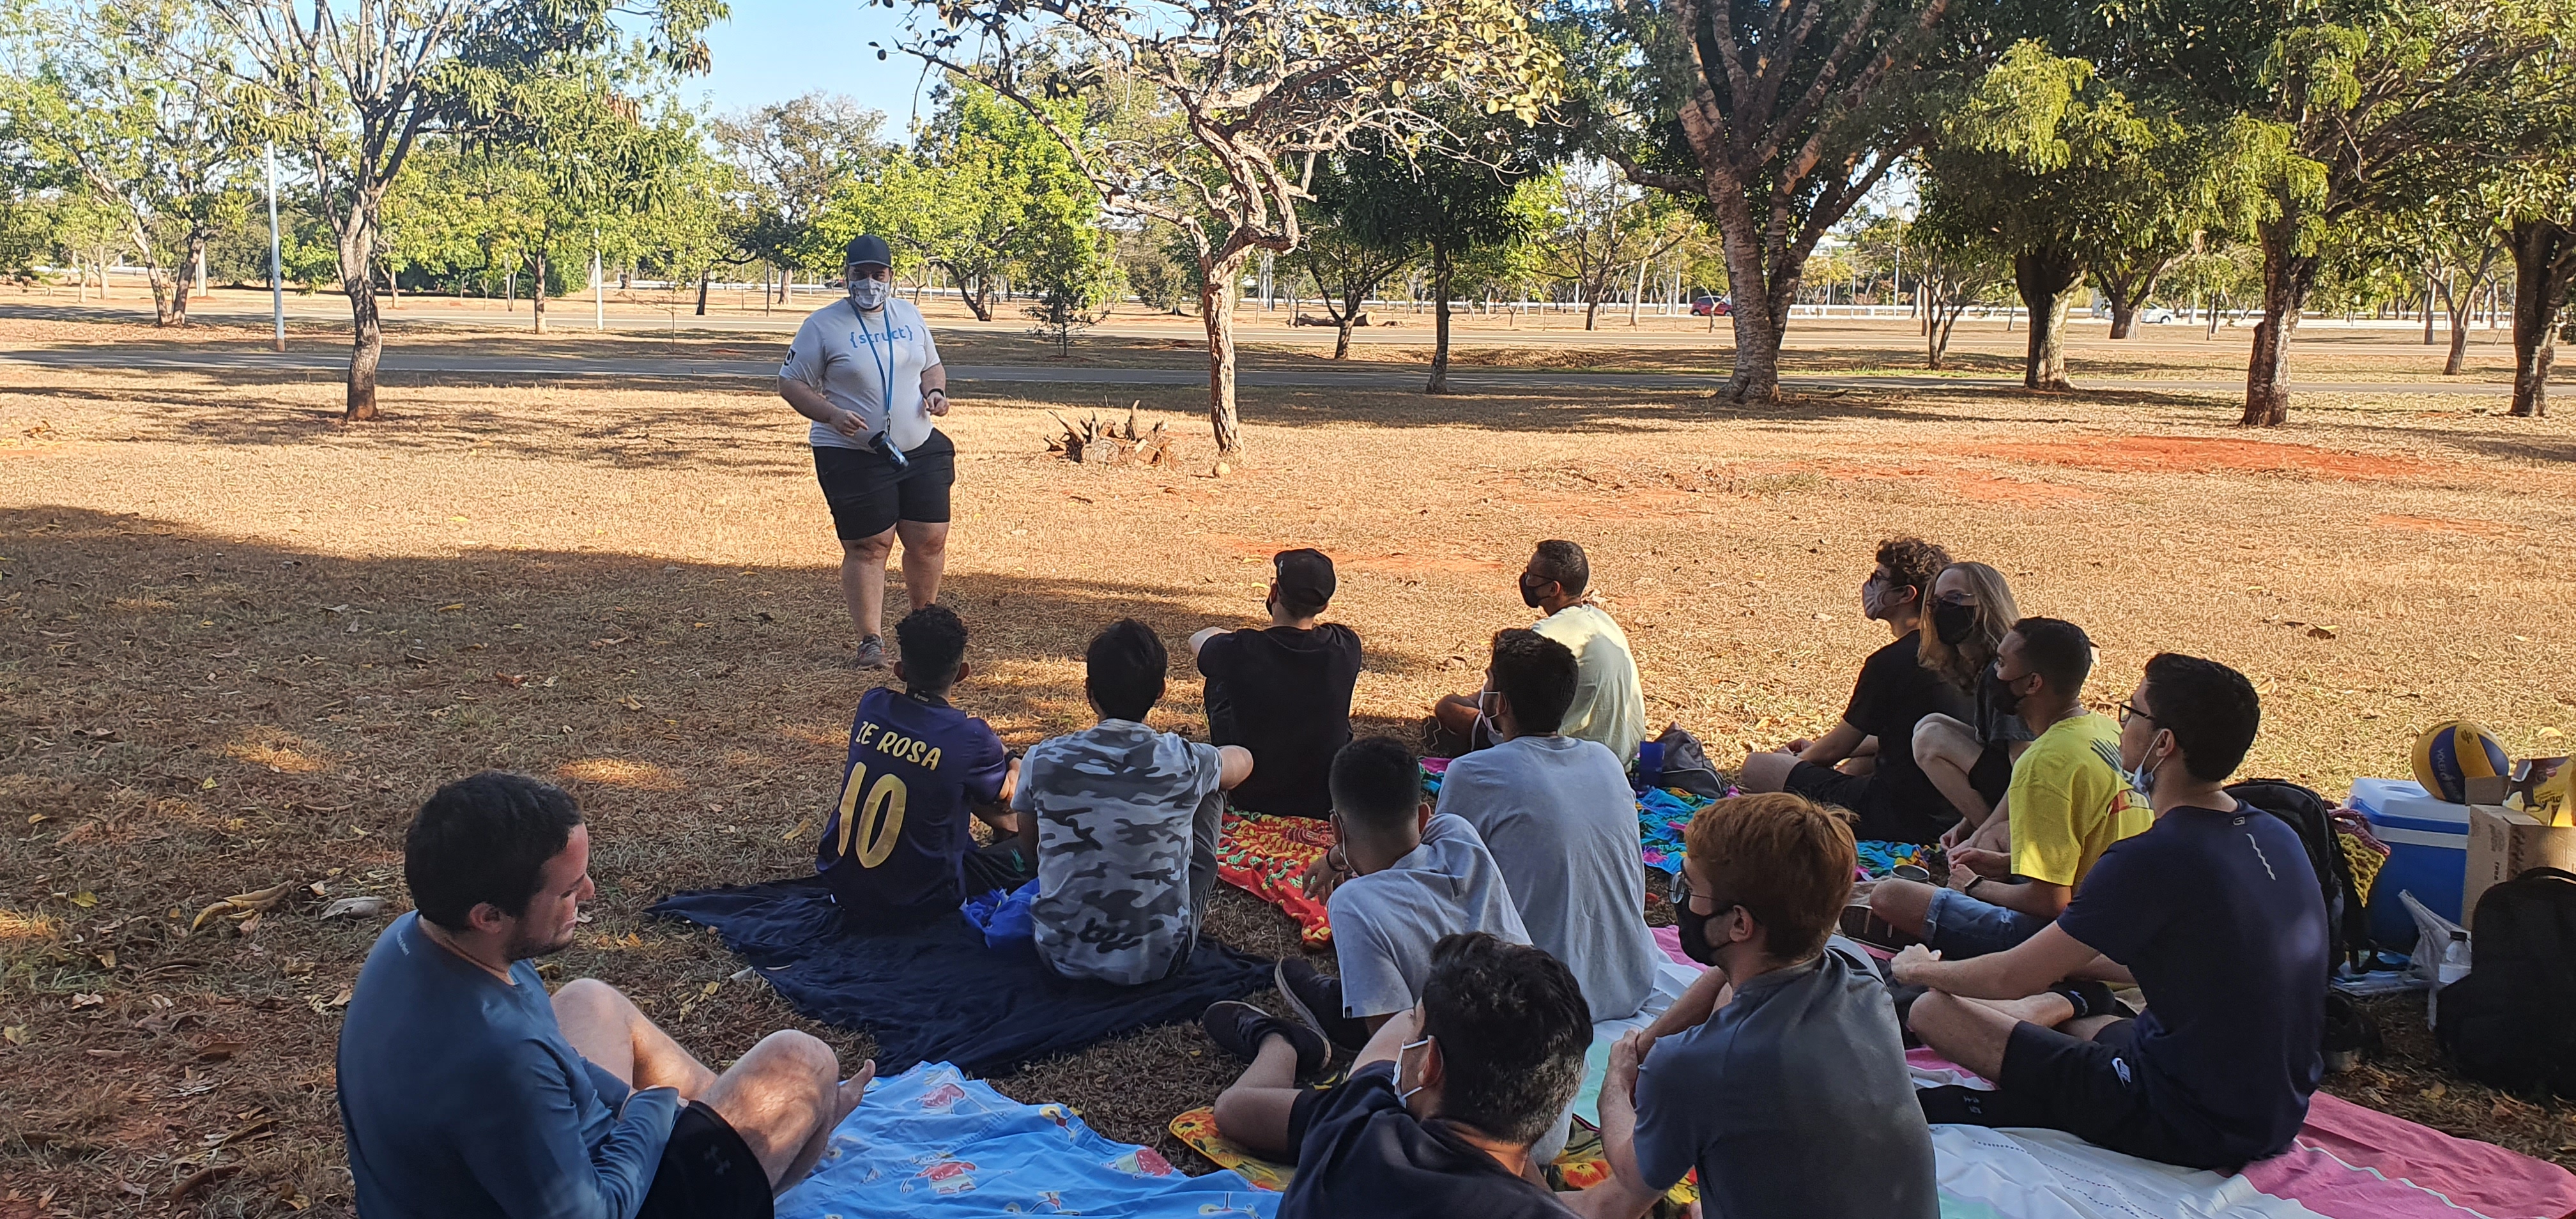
left=900, top=0, right=1559, bottom=454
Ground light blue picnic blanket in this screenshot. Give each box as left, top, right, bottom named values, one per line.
left=778, top=1061, right=1279, bottom=1218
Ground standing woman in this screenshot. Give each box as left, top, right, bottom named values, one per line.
left=1912, top=561, right=2025, bottom=845
left=779, top=235, right=956, bottom=668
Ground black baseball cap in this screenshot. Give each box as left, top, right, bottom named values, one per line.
left=843, top=234, right=893, bottom=268
left=1273, top=549, right=1336, bottom=612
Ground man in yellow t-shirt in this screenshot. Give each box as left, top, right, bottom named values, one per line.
left=1867, top=618, right=2148, bottom=957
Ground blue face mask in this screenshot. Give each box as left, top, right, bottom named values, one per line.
left=2125, top=733, right=2166, bottom=799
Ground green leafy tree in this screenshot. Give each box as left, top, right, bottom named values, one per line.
left=1332, top=119, right=1539, bottom=391
left=901, top=0, right=1563, bottom=454
left=3, top=0, right=252, bottom=326
left=2232, top=0, right=2567, bottom=425
left=1919, top=42, right=2269, bottom=387
left=1574, top=0, right=1997, bottom=402
left=1529, top=162, right=1694, bottom=334
left=1908, top=226, right=2010, bottom=368
left=206, top=0, right=724, bottom=419
left=711, top=91, right=888, bottom=293
left=1020, top=193, right=1119, bottom=356
left=1280, top=194, right=1414, bottom=360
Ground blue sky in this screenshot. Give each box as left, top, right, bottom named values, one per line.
left=687, top=1, right=944, bottom=132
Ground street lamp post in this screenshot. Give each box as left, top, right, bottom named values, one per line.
left=264, top=142, right=284, bottom=352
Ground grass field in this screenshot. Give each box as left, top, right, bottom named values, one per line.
left=4, top=304, right=2575, bottom=1216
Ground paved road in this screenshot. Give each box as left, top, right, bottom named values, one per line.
left=0, top=296, right=2503, bottom=356
left=0, top=344, right=2533, bottom=397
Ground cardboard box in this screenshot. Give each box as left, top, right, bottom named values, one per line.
left=2462, top=804, right=2576, bottom=929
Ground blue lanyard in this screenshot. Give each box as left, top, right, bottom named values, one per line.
left=852, top=298, right=894, bottom=418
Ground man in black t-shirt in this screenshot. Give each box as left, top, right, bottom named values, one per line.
left=1740, top=537, right=1970, bottom=843
left=1190, top=548, right=1362, bottom=819
left=1204, top=932, right=1590, bottom=1219
left=1897, top=654, right=2327, bottom=1171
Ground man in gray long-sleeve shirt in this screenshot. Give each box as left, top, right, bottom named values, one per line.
left=339, top=772, right=870, bottom=1219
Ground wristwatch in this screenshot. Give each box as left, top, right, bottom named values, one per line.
left=1963, top=875, right=1987, bottom=900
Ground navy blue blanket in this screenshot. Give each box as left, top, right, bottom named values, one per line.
left=647, top=877, right=1272, bottom=1076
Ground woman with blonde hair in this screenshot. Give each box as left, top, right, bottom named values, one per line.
left=1912, top=562, right=2027, bottom=845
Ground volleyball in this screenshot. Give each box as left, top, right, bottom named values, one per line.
left=2411, top=720, right=2511, bottom=804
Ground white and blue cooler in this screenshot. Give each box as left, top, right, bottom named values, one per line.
left=2348, top=777, right=2471, bottom=949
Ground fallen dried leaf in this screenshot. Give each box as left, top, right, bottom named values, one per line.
left=5, top=1025, right=31, bottom=1045
left=195, top=1039, right=245, bottom=1062
left=2308, top=624, right=2340, bottom=640
left=70, top=992, right=104, bottom=1009
left=319, top=896, right=390, bottom=920
left=69, top=890, right=97, bottom=908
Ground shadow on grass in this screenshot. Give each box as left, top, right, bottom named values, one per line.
left=8, top=504, right=1441, bottom=1206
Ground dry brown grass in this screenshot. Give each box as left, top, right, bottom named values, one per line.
left=4, top=328, right=2575, bottom=1216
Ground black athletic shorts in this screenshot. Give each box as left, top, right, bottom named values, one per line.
left=1970, top=743, right=2014, bottom=806
left=1786, top=761, right=1957, bottom=844
left=635, top=1100, right=773, bottom=1219
left=813, top=431, right=956, bottom=540
left=1915, top=1018, right=2251, bottom=1170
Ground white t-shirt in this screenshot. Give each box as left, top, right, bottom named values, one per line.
left=1438, top=733, right=1659, bottom=1022
left=780, top=296, right=942, bottom=452
left=1325, top=813, right=1529, bottom=1020
left=1536, top=602, right=1646, bottom=765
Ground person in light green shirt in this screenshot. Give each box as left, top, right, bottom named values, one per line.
left=1868, top=618, right=2147, bottom=957
left=1429, top=540, right=1646, bottom=765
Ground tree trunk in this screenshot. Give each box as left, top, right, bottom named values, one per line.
left=2508, top=218, right=2576, bottom=419
left=2241, top=217, right=2319, bottom=427
left=950, top=266, right=994, bottom=321
left=1200, top=250, right=1248, bottom=455
left=169, top=231, right=209, bottom=328
left=1428, top=244, right=1455, bottom=394
left=1583, top=293, right=1600, bottom=330
left=696, top=273, right=710, bottom=316
left=2013, top=247, right=2083, bottom=390
left=2438, top=249, right=2496, bottom=377
left=2106, top=300, right=2137, bottom=339
left=1334, top=318, right=1354, bottom=359
left=339, top=197, right=385, bottom=421
left=1928, top=303, right=1965, bottom=369
left=533, top=252, right=549, bottom=334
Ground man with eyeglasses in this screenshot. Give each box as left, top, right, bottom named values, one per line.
left=779, top=234, right=956, bottom=670
left=1896, top=654, right=2329, bottom=1171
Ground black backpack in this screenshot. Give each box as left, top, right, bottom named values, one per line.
left=2227, top=778, right=2371, bottom=970
left=2436, top=868, right=2576, bottom=1096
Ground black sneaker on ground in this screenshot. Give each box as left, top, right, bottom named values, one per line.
left=1276, top=958, right=1372, bottom=1052
left=852, top=635, right=886, bottom=669
left=1202, top=1001, right=1329, bottom=1078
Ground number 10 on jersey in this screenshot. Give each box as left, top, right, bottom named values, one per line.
left=831, top=762, right=910, bottom=868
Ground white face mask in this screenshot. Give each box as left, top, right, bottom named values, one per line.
left=848, top=275, right=890, bottom=310
left=1395, top=1035, right=1434, bottom=1105
left=2124, top=732, right=2166, bottom=799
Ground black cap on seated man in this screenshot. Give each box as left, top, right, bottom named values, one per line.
left=338, top=771, right=870, bottom=1219
left=1191, top=547, right=1363, bottom=818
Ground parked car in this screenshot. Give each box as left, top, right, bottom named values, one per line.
left=1690, top=295, right=1733, bottom=318
left=2138, top=306, right=2177, bottom=324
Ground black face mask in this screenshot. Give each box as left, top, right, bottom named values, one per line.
left=1675, top=902, right=1721, bottom=965
left=1986, top=663, right=2030, bottom=716
left=1932, top=602, right=1977, bottom=647
left=1519, top=576, right=1549, bottom=609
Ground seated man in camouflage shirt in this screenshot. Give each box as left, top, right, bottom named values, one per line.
left=1015, top=618, right=1254, bottom=985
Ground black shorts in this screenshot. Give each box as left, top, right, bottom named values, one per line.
left=636, top=1100, right=773, bottom=1219
left=1915, top=1019, right=2250, bottom=1170
left=1970, top=743, right=2014, bottom=806
left=813, top=431, right=955, bottom=540
left=1786, top=761, right=1954, bottom=844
